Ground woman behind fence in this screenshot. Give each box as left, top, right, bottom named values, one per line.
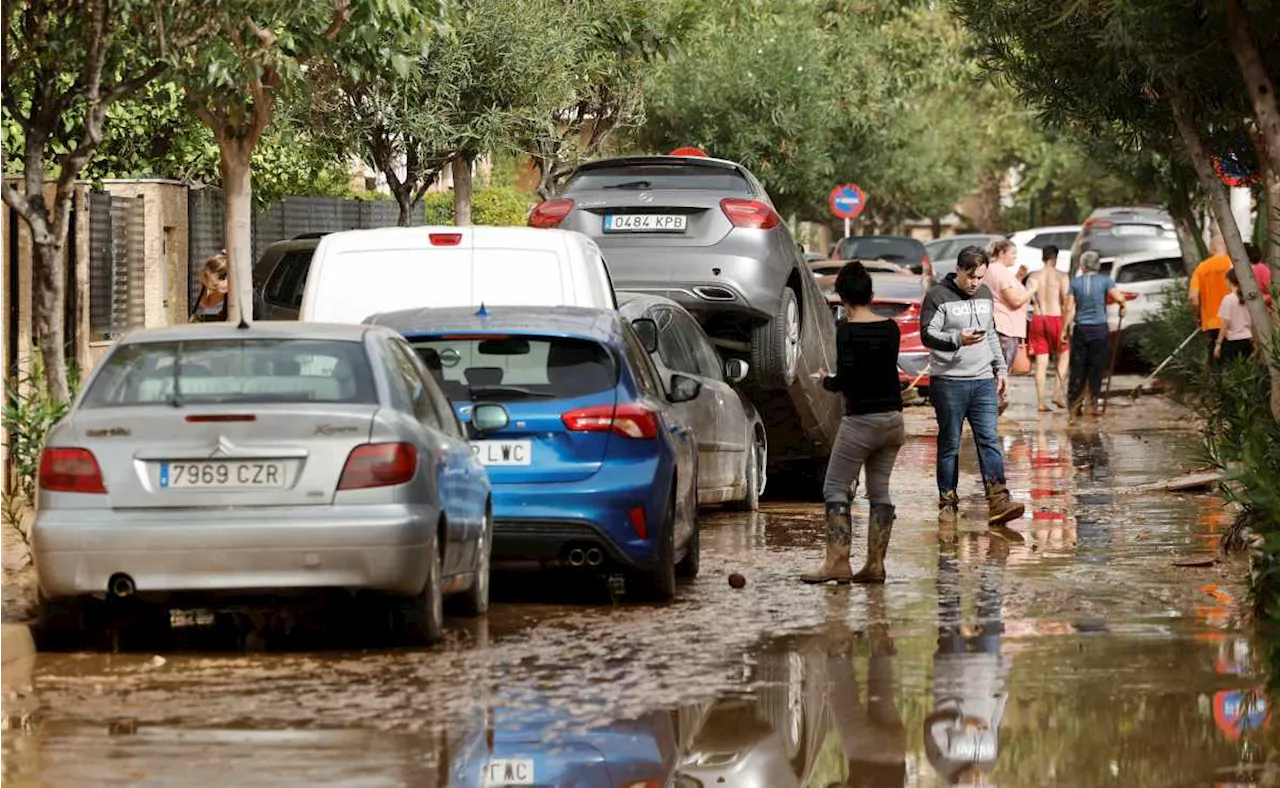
left=189, top=252, right=229, bottom=323
left=802, top=261, right=906, bottom=585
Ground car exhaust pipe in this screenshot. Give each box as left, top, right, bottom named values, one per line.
left=585, top=548, right=603, bottom=567
left=567, top=549, right=586, bottom=567
left=108, top=573, right=136, bottom=599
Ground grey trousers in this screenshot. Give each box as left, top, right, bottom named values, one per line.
left=823, top=412, right=906, bottom=505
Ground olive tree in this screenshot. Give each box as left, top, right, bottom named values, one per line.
left=1, top=0, right=213, bottom=402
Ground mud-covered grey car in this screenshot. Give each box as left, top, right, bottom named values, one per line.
left=533, top=155, right=840, bottom=485
left=618, top=292, right=767, bottom=510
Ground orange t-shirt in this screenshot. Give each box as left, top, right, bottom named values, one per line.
left=1190, top=254, right=1233, bottom=331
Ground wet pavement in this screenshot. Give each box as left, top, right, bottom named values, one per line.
left=3, top=381, right=1278, bottom=786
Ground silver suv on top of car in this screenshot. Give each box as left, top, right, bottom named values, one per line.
left=534, top=155, right=828, bottom=390
left=1070, top=206, right=1180, bottom=274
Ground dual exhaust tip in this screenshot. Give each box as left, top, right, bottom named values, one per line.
left=566, top=548, right=604, bottom=568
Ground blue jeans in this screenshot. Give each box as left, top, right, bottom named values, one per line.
left=931, top=376, right=1006, bottom=495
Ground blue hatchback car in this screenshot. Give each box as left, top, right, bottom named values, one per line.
left=366, top=306, right=701, bottom=600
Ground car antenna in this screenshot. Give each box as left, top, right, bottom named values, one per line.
left=475, top=302, right=489, bottom=318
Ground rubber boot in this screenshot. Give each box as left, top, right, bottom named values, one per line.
left=801, top=502, right=854, bottom=584
left=851, top=504, right=895, bottom=584
left=938, top=491, right=959, bottom=525
left=986, top=481, right=1025, bottom=526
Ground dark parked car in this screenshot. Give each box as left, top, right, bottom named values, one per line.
left=1069, top=206, right=1180, bottom=274
left=831, top=235, right=932, bottom=278
left=251, top=235, right=325, bottom=320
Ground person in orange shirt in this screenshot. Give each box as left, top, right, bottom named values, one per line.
left=1189, top=236, right=1233, bottom=365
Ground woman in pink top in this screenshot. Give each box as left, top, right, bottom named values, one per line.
left=1215, top=269, right=1255, bottom=363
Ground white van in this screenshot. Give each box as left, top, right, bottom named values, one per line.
left=299, top=226, right=617, bottom=324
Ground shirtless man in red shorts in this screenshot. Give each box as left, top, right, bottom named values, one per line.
left=1026, top=245, right=1071, bottom=412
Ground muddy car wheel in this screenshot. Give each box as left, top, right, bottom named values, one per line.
left=400, top=538, right=445, bottom=645
left=727, top=434, right=765, bottom=512
left=35, top=591, right=97, bottom=650
left=456, top=507, right=492, bottom=617
left=750, top=287, right=801, bottom=388
left=640, top=494, right=678, bottom=602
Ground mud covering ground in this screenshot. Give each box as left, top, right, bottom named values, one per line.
left=3, top=377, right=1278, bottom=787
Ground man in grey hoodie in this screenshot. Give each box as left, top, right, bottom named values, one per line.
left=920, top=246, right=1026, bottom=527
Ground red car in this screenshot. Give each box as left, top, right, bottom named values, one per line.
left=818, top=270, right=929, bottom=391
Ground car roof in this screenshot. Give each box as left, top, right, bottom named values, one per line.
left=616, top=291, right=690, bottom=314
left=366, top=305, right=624, bottom=343
left=116, top=321, right=382, bottom=345
left=1087, top=205, right=1172, bottom=222
left=845, top=234, right=925, bottom=244
left=1011, top=225, right=1080, bottom=235
left=314, top=225, right=592, bottom=252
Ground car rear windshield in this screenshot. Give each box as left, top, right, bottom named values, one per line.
left=561, top=164, right=753, bottom=194
left=836, top=237, right=925, bottom=264
left=82, top=339, right=377, bottom=408
left=871, top=276, right=925, bottom=301
left=408, top=335, right=618, bottom=402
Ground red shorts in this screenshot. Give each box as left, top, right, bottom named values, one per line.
left=1028, top=315, right=1066, bottom=356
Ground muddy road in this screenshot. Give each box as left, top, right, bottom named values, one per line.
left=3, top=383, right=1278, bottom=786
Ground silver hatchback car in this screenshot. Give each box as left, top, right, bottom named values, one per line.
left=33, top=322, right=498, bottom=645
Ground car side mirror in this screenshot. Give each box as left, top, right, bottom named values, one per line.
left=632, top=318, right=659, bottom=354
left=470, top=402, right=509, bottom=433
left=724, top=358, right=749, bottom=383
left=668, top=373, right=702, bottom=404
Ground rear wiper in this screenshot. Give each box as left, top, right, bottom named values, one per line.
left=602, top=180, right=652, bottom=190
left=468, top=385, right=555, bottom=399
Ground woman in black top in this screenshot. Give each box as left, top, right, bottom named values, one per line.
left=801, top=261, right=906, bottom=584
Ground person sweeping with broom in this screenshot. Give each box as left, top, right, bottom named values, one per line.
left=802, top=261, right=906, bottom=585
left=1062, top=251, right=1127, bottom=421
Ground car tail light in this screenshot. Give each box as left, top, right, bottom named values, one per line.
left=338, top=443, right=418, bottom=490
left=528, top=198, right=574, bottom=228
left=628, top=506, right=648, bottom=539
left=623, top=781, right=662, bottom=788
left=39, top=447, right=106, bottom=494
left=562, top=404, right=658, bottom=440
left=1084, top=218, right=1113, bottom=229
left=921, top=254, right=933, bottom=278
left=429, top=232, right=462, bottom=246
left=720, top=198, right=781, bottom=230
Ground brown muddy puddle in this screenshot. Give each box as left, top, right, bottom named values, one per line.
left=4, top=422, right=1279, bottom=786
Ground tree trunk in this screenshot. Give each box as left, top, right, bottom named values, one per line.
left=218, top=139, right=254, bottom=324
left=1171, top=93, right=1280, bottom=419
left=452, top=154, right=473, bottom=227
left=974, top=169, right=1004, bottom=233
left=394, top=188, right=413, bottom=227
left=30, top=232, right=72, bottom=404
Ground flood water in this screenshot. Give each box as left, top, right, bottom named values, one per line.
left=3, top=392, right=1278, bottom=786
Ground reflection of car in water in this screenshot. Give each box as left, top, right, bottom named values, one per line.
left=447, top=708, right=678, bottom=787
left=672, top=643, right=830, bottom=787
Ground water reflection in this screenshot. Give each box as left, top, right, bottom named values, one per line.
left=928, top=531, right=1008, bottom=785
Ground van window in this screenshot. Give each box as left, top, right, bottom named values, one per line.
left=409, top=335, right=617, bottom=403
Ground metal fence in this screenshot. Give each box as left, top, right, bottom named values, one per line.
left=187, top=189, right=422, bottom=305
left=88, top=193, right=145, bottom=341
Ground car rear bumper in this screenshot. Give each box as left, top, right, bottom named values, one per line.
left=33, top=503, right=437, bottom=599
left=604, top=246, right=790, bottom=323
left=489, top=460, right=672, bottom=571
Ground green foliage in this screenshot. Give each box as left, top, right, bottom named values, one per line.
left=2, top=356, right=79, bottom=553
left=422, top=186, right=533, bottom=226
left=1141, top=292, right=1280, bottom=619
